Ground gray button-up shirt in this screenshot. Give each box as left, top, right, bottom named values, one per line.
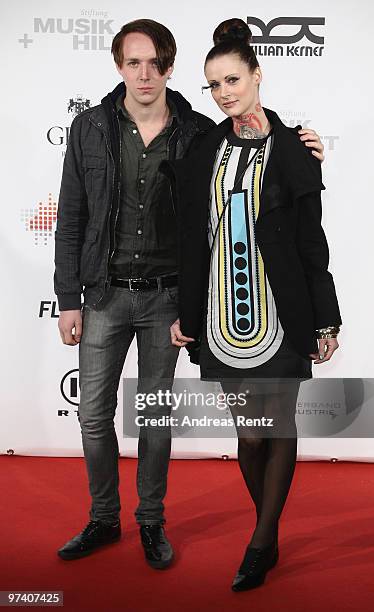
left=109, top=94, right=178, bottom=279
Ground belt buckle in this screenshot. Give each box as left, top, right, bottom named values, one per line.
left=128, top=278, right=147, bottom=291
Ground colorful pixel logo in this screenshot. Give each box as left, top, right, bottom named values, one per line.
left=21, top=193, right=57, bottom=245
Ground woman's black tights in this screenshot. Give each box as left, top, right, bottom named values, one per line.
left=221, top=381, right=300, bottom=549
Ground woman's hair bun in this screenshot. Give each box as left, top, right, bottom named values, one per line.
left=213, top=18, right=252, bottom=46
left=206, top=17, right=258, bottom=71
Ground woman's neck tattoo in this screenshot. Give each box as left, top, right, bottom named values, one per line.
left=233, top=105, right=268, bottom=139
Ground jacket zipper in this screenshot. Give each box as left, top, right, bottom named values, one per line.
left=166, top=126, right=178, bottom=216
left=88, top=114, right=119, bottom=307
left=166, top=125, right=210, bottom=218
left=107, top=113, right=121, bottom=271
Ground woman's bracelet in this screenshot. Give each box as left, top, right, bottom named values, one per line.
left=316, top=326, right=340, bottom=339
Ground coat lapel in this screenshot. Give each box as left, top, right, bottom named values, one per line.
left=257, top=108, right=325, bottom=222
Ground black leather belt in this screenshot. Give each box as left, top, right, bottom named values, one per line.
left=110, top=274, right=178, bottom=292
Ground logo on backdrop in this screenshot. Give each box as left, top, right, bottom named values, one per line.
left=247, top=16, right=325, bottom=57
left=21, top=193, right=57, bottom=245
left=279, top=110, right=339, bottom=152
left=68, top=95, right=91, bottom=118
left=18, top=10, right=114, bottom=50
left=39, top=301, right=60, bottom=318
left=296, top=379, right=365, bottom=437
left=60, top=369, right=80, bottom=407
left=47, top=95, right=92, bottom=155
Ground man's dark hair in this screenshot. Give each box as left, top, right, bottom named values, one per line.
left=111, top=19, right=177, bottom=75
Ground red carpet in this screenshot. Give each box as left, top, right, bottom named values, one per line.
left=1, top=456, right=374, bottom=611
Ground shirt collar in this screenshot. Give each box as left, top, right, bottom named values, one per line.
left=116, top=94, right=178, bottom=128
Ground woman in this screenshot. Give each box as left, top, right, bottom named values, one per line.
left=167, top=18, right=342, bottom=591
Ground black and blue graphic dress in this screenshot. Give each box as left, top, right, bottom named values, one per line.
left=199, top=130, right=312, bottom=381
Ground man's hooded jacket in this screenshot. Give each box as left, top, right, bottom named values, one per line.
left=54, top=82, right=215, bottom=311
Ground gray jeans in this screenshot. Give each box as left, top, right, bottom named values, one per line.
left=78, top=283, right=180, bottom=526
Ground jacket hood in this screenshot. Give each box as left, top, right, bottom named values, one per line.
left=101, top=81, right=193, bottom=123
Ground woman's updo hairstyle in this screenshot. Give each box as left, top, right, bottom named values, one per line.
left=205, top=18, right=259, bottom=72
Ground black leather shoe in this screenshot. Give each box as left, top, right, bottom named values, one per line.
left=140, top=525, right=174, bottom=569
left=231, top=540, right=279, bottom=591
left=57, top=520, right=121, bottom=560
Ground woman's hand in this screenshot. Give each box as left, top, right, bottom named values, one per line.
left=170, top=318, right=195, bottom=347
left=309, top=338, right=339, bottom=364
left=298, top=128, right=325, bottom=162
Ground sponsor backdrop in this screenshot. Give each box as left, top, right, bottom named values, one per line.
left=2, top=0, right=373, bottom=459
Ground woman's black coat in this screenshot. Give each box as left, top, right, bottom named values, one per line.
left=162, top=108, right=342, bottom=361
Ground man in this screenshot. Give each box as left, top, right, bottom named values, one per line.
left=54, top=19, right=325, bottom=567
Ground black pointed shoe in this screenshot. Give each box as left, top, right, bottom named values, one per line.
left=140, top=525, right=174, bottom=569
left=57, top=520, right=121, bottom=560
left=231, top=540, right=279, bottom=591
